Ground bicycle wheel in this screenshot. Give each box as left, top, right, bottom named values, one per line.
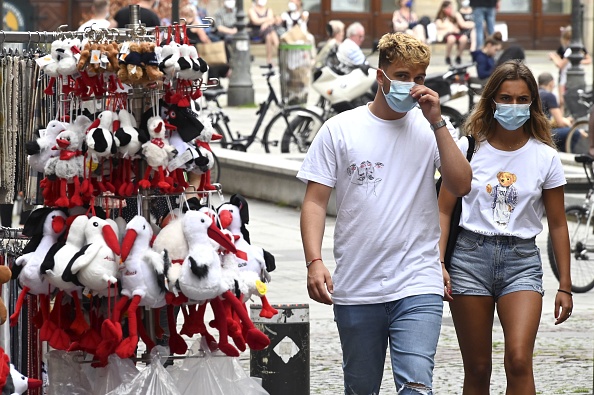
left=564, top=120, right=589, bottom=154
left=210, top=149, right=221, bottom=183
left=547, top=205, right=594, bottom=293
left=440, top=105, right=465, bottom=139
left=263, top=107, right=325, bottom=154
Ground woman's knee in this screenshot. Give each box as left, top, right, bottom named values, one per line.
left=504, top=352, right=533, bottom=377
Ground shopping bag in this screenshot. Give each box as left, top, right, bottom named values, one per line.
left=47, top=350, right=94, bottom=395
left=196, top=41, right=228, bottom=66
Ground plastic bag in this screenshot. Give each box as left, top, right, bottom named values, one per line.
left=169, top=337, right=269, bottom=395
left=106, top=346, right=181, bottom=395
left=82, top=354, right=140, bottom=395
left=47, top=350, right=93, bottom=395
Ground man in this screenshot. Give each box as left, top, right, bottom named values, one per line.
left=213, top=0, right=238, bottom=42
left=298, top=32, right=472, bottom=394
left=470, top=0, right=498, bottom=49
left=78, top=0, right=112, bottom=32
left=335, top=22, right=366, bottom=73
left=538, top=72, right=582, bottom=152
left=112, top=0, right=161, bottom=28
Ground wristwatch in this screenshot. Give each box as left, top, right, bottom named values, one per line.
left=430, top=119, right=447, bottom=132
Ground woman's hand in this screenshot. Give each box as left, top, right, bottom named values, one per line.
left=442, top=264, right=453, bottom=302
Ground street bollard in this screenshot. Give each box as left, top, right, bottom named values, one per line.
left=250, top=304, right=310, bottom=395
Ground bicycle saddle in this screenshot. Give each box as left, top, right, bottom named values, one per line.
left=203, top=88, right=227, bottom=101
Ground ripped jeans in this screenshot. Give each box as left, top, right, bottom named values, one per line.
left=334, top=294, right=443, bottom=394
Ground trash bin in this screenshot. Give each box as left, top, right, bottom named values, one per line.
left=250, top=304, right=310, bottom=395
left=278, top=43, right=313, bottom=105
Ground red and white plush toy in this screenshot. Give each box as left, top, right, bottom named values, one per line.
left=10, top=208, right=68, bottom=336
left=0, top=347, right=42, bottom=395
left=139, top=115, right=177, bottom=192
left=114, top=109, right=149, bottom=196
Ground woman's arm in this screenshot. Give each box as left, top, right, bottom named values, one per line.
left=455, top=12, right=474, bottom=30
left=437, top=185, right=458, bottom=301
left=543, top=186, right=573, bottom=325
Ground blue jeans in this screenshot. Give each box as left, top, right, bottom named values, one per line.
left=334, top=294, right=443, bottom=394
left=473, top=6, right=496, bottom=49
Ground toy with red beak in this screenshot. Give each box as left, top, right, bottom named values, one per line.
left=10, top=208, right=68, bottom=327
left=107, top=215, right=168, bottom=358
left=0, top=347, right=42, bottom=395
left=138, top=115, right=177, bottom=192
left=62, top=216, right=121, bottom=297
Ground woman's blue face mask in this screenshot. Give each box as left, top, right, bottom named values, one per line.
left=493, top=100, right=531, bottom=131
left=381, top=69, right=418, bottom=113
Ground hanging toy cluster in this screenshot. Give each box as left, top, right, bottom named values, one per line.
left=18, top=23, right=278, bottom=377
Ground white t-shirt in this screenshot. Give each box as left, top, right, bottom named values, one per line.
left=457, top=137, right=566, bottom=238
left=297, top=105, right=445, bottom=304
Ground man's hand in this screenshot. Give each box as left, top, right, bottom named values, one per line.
left=411, top=85, right=442, bottom=125
left=307, top=260, right=333, bottom=305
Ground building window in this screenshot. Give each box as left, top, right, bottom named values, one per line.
left=499, top=0, right=531, bottom=13
left=542, top=0, right=571, bottom=14
left=382, top=0, right=396, bottom=13
left=331, top=0, right=371, bottom=13
left=303, top=0, right=321, bottom=12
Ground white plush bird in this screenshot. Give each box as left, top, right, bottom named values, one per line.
left=26, top=119, right=68, bottom=173
left=62, top=216, right=121, bottom=297
left=85, top=110, right=118, bottom=158
left=138, top=115, right=177, bottom=191
left=9, top=208, right=67, bottom=335
left=114, top=109, right=148, bottom=196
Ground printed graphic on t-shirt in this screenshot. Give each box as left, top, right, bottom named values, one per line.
left=486, top=171, right=518, bottom=228
left=347, top=160, right=384, bottom=195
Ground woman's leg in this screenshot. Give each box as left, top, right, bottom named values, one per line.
left=445, top=35, right=456, bottom=63
left=496, top=291, right=542, bottom=394
left=265, top=30, right=279, bottom=65
left=450, top=295, right=496, bottom=394
left=457, top=35, right=469, bottom=57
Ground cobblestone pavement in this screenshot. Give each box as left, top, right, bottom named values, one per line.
left=231, top=200, right=594, bottom=395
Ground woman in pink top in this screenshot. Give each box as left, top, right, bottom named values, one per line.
left=392, top=0, right=426, bottom=43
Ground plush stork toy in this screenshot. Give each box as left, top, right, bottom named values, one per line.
left=9, top=208, right=68, bottom=336
left=26, top=119, right=68, bottom=173
left=61, top=216, right=121, bottom=297
left=114, top=109, right=149, bottom=196
left=0, top=347, right=42, bottom=395
left=40, top=215, right=90, bottom=343
left=100, top=215, right=169, bottom=359
left=138, top=115, right=177, bottom=192
left=84, top=110, right=119, bottom=194
left=218, top=194, right=278, bottom=318
left=44, top=115, right=92, bottom=208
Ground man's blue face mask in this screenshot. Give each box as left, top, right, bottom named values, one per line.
left=381, top=69, right=418, bottom=113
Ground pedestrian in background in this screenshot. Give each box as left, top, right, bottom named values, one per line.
left=439, top=60, right=572, bottom=394
left=79, top=0, right=112, bottom=32
left=298, top=32, right=472, bottom=394
left=470, top=0, right=498, bottom=50
left=111, top=0, right=160, bottom=28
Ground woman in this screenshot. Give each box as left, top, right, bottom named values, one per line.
left=392, top=0, right=426, bottom=43
left=434, top=0, right=474, bottom=65
left=438, top=60, right=573, bottom=393
left=471, top=31, right=502, bottom=81
left=280, top=0, right=309, bottom=33
left=248, top=0, right=280, bottom=65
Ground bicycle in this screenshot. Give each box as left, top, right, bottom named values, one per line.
left=547, top=154, right=594, bottom=293
left=201, top=64, right=325, bottom=154
left=564, top=89, right=592, bottom=154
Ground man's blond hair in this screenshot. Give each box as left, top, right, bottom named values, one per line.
left=377, top=32, right=430, bottom=69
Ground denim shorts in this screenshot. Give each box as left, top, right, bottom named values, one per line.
left=449, top=229, right=544, bottom=299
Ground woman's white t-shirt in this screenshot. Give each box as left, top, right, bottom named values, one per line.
left=457, top=137, right=566, bottom=238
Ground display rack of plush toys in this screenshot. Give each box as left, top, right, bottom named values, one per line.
left=2, top=16, right=278, bottom=394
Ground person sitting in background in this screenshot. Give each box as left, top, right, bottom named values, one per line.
left=213, top=0, right=237, bottom=43
left=79, top=0, right=112, bottom=31
left=392, top=0, right=426, bottom=43
left=549, top=25, right=591, bottom=114
left=248, top=0, right=280, bottom=65
left=435, top=0, right=474, bottom=65
left=280, top=0, right=309, bottom=33
left=315, top=20, right=345, bottom=69
left=471, top=31, right=502, bottom=81
left=336, top=22, right=367, bottom=74
left=181, top=4, right=211, bottom=44
left=538, top=72, right=583, bottom=152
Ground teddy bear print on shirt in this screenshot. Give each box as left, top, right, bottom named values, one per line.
left=486, top=171, right=518, bottom=228
left=347, top=160, right=384, bottom=196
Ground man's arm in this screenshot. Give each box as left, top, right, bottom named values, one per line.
left=301, top=181, right=334, bottom=305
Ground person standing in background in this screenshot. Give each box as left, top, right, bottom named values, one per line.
left=79, top=0, right=113, bottom=31
left=469, top=0, right=498, bottom=50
